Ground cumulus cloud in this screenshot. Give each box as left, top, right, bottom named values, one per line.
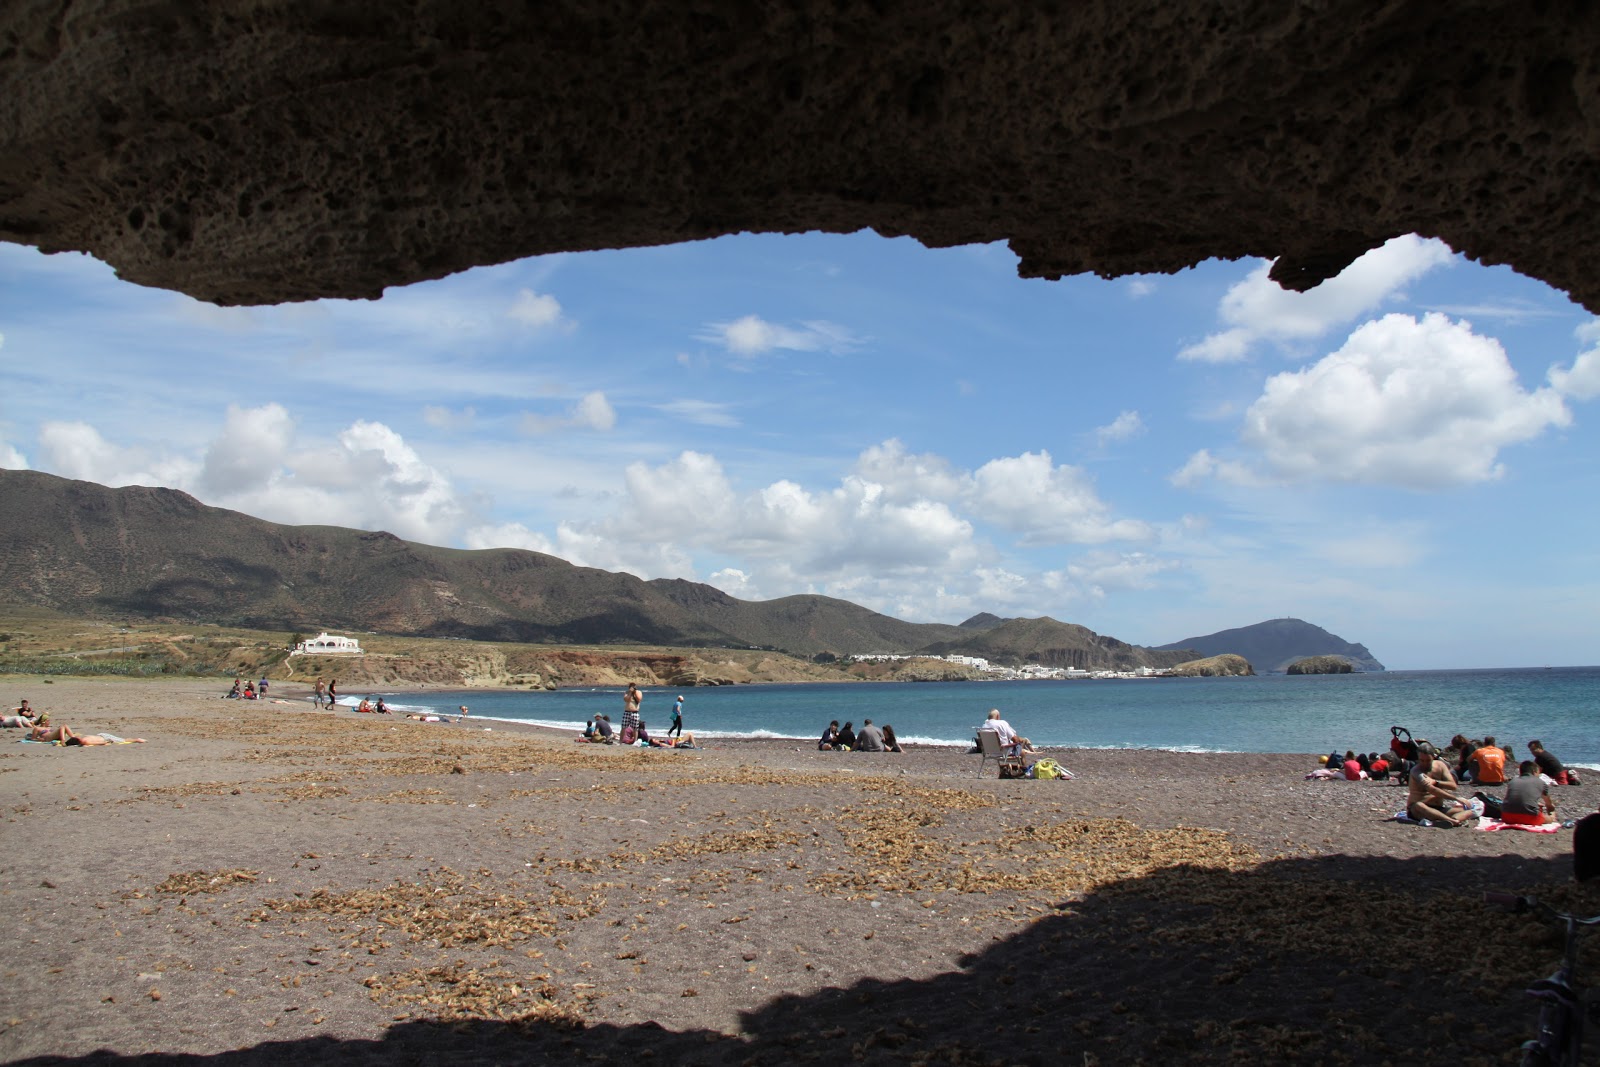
left=969, top=452, right=1151, bottom=544
left=508, top=288, right=570, bottom=330
left=1179, top=235, right=1455, bottom=362
left=0, top=440, right=28, bottom=469
left=696, top=314, right=858, bottom=357
left=1181, top=313, right=1570, bottom=488
left=462, top=521, right=556, bottom=554
left=199, top=403, right=295, bottom=495
left=1548, top=319, right=1600, bottom=400
left=520, top=391, right=617, bottom=434
left=37, top=421, right=200, bottom=489
left=1094, top=410, right=1145, bottom=447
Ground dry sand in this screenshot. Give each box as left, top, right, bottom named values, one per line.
left=2, top=677, right=1596, bottom=1065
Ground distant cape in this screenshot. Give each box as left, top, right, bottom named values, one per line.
left=1153, top=618, right=1384, bottom=674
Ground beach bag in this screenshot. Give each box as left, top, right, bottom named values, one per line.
left=998, top=761, right=1027, bottom=780
left=1472, top=791, right=1504, bottom=819
left=1032, top=758, right=1064, bottom=780
left=620, top=725, right=637, bottom=745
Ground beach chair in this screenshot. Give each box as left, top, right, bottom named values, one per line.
left=975, top=729, right=1024, bottom=778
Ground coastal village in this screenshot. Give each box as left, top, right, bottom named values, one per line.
left=850, top=652, right=1171, bottom=680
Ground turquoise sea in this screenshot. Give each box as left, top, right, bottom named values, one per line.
left=346, top=666, right=1600, bottom=767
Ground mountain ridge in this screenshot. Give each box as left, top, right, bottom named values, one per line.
left=0, top=469, right=1192, bottom=671
left=1153, top=618, right=1385, bottom=673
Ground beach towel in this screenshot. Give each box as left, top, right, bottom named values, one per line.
left=1476, top=818, right=1561, bottom=833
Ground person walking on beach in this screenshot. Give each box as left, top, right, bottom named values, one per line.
left=314, top=678, right=326, bottom=708
left=622, top=683, right=642, bottom=743
left=668, top=695, right=684, bottom=739
left=327, top=678, right=338, bottom=708
left=258, top=676, right=269, bottom=698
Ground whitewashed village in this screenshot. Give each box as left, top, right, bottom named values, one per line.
left=850, top=652, right=1169, bottom=680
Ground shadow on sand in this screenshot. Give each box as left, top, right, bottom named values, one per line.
left=13, top=848, right=1590, bottom=1065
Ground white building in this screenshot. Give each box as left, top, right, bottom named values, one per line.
left=290, top=632, right=363, bottom=656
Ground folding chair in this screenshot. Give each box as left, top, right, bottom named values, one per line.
left=974, top=729, right=1024, bottom=778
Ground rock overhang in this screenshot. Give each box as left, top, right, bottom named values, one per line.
left=2, top=2, right=1597, bottom=309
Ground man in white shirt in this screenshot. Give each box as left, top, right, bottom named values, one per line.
left=978, top=708, right=1031, bottom=757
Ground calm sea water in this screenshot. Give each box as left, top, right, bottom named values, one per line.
left=347, top=666, right=1600, bottom=767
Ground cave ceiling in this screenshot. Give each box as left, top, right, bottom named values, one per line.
left=2, top=3, right=1597, bottom=309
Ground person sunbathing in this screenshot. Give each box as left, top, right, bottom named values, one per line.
left=28, top=722, right=72, bottom=742
left=356, top=698, right=374, bottom=713
left=64, top=732, right=146, bottom=746
left=646, top=730, right=698, bottom=749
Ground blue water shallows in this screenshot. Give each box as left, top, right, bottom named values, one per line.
left=354, top=666, right=1600, bottom=765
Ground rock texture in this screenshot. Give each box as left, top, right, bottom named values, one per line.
left=1286, top=655, right=1354, bottom=675
left=1167, top=654, right=1255, bottom=678
left=4, top=5, right=1600, bottom=308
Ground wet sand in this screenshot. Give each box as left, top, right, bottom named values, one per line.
left=2, top=676, right=1594, bottom=1065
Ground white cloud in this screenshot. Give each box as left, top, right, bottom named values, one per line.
left=1094, top=410, right=1145, bottom=447
left=199, top=403, right=295, bottom=495
left=37, top=421, right=199, bottom=489
left=696, top=314, right=858, bottom=357
left=1199, top=313, right=1571, bottom=488
left=462, top=521, right=556, bottom=554
left=969, top=451, right=1151, bottom=544
left=1179, top=235, right=1455, bottom=362
left=508, top=288, right=569, bottom=329
left=1548, top=319, right=1600, bottom=400
left=0, top=440, right=27, bottom=469
left=853, top=439, right=966, bottom=503
left=520, top=391, right=617, bottom=434
left=658, top=399, right=740, bottom=428
left=1127, top=279, right=1156, bottom=299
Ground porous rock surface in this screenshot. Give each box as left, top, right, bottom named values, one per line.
left=3, top=3, right=1598, bottom=307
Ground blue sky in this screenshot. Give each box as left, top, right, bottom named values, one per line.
left=3, top=233, right=1598, bottom=670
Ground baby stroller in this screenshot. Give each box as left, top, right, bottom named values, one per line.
left=1388, top=726, right=1420, bottom=784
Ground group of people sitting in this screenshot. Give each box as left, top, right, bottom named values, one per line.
left=356, top=696, right=392, bottom=714
left=225, top=676, right=269, bottom=700
left=3, top=700, right=146, bottom=746
left=577, top=713, right=698, bottom=748
left=1311, top=731, right=1580, bottom=828
left=818, top=718, right=903, bottom=752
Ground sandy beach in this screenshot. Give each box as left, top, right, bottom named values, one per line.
left=2, top=677, right=1595, bottom=1065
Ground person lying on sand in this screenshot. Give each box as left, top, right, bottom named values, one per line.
left=645, top=730, right=699, bottom=749
left=64, top=732, right=146, bottom=746
left=2, top=700, right=37, bottom=729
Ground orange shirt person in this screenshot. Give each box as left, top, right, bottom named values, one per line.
left=1468, top=736, right=1508, bottom=785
